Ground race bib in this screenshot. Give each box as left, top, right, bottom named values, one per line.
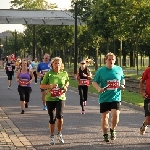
left=106, top=80, right=120, bottom=90
left=41, top=69, right=49, bottom=75
left=79, top=79, right=90, bottom=86
left=50, top=88, right=63, bottom=98
left=7, top=66, right=12, bottom=71
left=19, top=79, right=29, bottom=86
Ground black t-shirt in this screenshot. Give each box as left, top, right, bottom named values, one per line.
left=6, top=61, right=15, bottom=72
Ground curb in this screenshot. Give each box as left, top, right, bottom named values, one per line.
left=68, top=86, right=144, bottom=112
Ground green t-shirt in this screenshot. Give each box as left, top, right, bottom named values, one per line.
left=41, top=70, right=69, bottom=101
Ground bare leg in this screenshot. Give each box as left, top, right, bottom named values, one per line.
left=111, top=109, right=120, bottom=130
left=101, top=111, right=109, bottom=134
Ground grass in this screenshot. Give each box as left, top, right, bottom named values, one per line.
left=66, top=66, right=144, bottom=106
left=69, top=78, right=144, bottom=107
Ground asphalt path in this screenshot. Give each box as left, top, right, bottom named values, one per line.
left=0, top=70, right=150, bottom=150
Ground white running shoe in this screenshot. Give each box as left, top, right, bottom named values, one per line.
left=140, top=122, right=148, bottom=135
left=50, top=135, right=55, bottom=145
left=57, top=133, right=64, bottom=144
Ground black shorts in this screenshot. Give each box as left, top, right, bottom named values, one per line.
left=144, top=99, right=150, bottom=117
left=100, top=101, right=121, bottom=113
left=18, top=85, right=32, bottom=102
left=7, top=71, right=13, bottom=80
left=46, top=100, right=65, bottom=121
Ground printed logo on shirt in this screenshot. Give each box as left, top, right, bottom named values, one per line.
left=7, top=66, right=12, bottom=71
left=106, top=80, right=120, bottom=90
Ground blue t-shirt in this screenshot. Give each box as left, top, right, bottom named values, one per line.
left=93, top=65, right=124, bottom=103
left=37, top=62, right=51, bottom=82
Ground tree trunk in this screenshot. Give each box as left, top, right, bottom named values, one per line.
left=95, top=47, right=98, bottom=70
left=122, top=54, right=126, bottom=66
left=130, top=51, right=134, bottom=67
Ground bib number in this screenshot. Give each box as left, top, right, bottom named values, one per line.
left=50, top=88, right=63, bottom=98
left=8, top=66, right=12, bottom=71
left=107, top=80, right=120, bottom=90
left=79, top=79, right=90, bottom=86
left=19, top=79, right=29, bottom=86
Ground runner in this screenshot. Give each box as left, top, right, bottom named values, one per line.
left=76, top=60, right=92, bottom=114
left=31, top=57, right=39, bottom=84
left=139, top=66, right=150, bottom=135
left=5, top=55, right=15, bottom=89
left=40, top=57, right=69, bottom=145
left=16, top=59, right=34, bottom=114
left=37, top=53, right=51, bottom=110
left=92, top=52, right=125, bottom=142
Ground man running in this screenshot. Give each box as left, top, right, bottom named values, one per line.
left=37, top=53, right=51, bottom=110
left=31, top=57, right=39, bottom=84
left=92, top=52, right=125, bottom=142
left=139, top=66, right=150, bottom=135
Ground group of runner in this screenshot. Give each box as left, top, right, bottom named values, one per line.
left=3, top=52, right=150, bottom=145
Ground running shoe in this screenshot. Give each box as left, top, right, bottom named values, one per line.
left=20, top=110, right=24, bottom=114
left=50, top=135, right=55, bottom=145
left=8, top=86, right=11, bottom=89
left=43, top=105, right=47, bottom=110
left=110, top=128, right=116, bottom=140
left=57, top=133, right=64, bottom=144
left=140, top=122, right=148, bottom=135
left=81, top=110, right=85, bottom=114
left=103, top=134, right=109, bottom=142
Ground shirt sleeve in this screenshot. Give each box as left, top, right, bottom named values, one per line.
left=120, top=67, right=125, bottom=80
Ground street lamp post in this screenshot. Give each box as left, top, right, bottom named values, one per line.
left=74, top=2, right=78, bottom=74
left=33, top=25, right=36, bottom=59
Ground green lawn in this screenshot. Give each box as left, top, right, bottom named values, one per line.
left=69, top=79, right=144, bottom=107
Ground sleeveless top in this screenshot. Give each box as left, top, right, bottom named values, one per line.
left=6, top=61, right=15, bottom=72
left=78, top=67, right=88, bottom=79
left=19, top=71, right=31, bottom=87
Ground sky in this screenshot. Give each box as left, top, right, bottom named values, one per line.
left=0, top=0, right=71, bottom=33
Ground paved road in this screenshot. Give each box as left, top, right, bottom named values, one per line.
left=0, top=70, right=150, bottom=150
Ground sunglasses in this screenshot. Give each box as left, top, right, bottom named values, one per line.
left=81, top=63, right=85, bottom=64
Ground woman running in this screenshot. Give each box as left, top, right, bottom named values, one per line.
left=40, top=57, right=69, bottom=145
left=5, top=55, right=15, bottom=89
left=76, top=60, right=92, bottom=114
left=16, top=59, right=34, bottom=114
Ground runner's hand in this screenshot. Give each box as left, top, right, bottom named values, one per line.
left=141, top=92, right=148, bottom=98
left=83, top=73, right=87, bottom=77
left=16, top=79, right=19, bottom=82
left=51, top=84, right=58, bottom=89
left=97, top=88, right=105, bottom=93
left=40, top=74, right=44, bottom=77
left=62, top=86, right=68, bottom=93
left=120, top=85, right=125, bottom=90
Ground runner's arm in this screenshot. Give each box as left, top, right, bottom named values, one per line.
left=92, top=81, right=104, bottom=93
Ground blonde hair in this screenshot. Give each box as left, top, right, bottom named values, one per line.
left=51, top=57, right=64, bottom=70
left=105, top=52, right=116, bottom=60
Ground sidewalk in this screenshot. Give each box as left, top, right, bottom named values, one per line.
left=0, top=108, right=35, bottom=150
left=0, top=70, right=150, bottom=150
